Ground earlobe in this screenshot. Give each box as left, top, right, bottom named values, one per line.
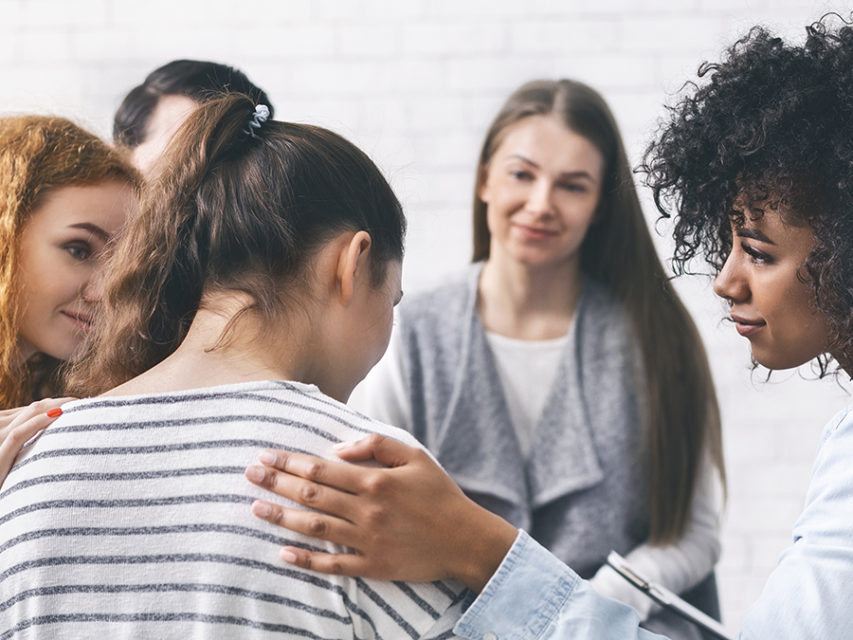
left=477, top=165, right=491, bottom=203
left=338, top=231, right=372, bottom=306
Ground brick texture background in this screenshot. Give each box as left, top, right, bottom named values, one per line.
left=2, top=0, right=851, bottom=632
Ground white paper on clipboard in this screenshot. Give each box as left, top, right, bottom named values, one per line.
left=605, top=551, right=735, bottom=640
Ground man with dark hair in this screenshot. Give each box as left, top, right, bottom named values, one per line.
left=113, top=59, right=274, bottom=175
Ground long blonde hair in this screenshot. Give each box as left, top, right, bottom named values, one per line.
left=0, top=116, right=138, bottom=408
left=472, top=79, right=725, bottom=543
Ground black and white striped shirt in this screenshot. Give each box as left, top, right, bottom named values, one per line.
left=0, top=380, right=466, bottom=639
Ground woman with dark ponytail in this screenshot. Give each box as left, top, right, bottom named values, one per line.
left=253, top=78, right=725, bottom=638
left=0, top=94, right=465, bottom=638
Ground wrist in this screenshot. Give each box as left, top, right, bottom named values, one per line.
left=449, top=500, right=518, bottom=593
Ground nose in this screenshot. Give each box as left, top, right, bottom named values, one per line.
left=713, top=249, right=748, bottom=303
left=81, top=267, right=105, bottom=303
left=526, top=178, right=555, bottom=217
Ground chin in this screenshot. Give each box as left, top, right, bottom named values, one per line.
left=750, top=349, right=811, bottom=372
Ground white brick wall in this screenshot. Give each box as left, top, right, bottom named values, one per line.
left=2, top=0, right=851, bottom=632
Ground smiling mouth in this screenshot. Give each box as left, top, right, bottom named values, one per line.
left=513, top=223, right=558, bottom=239
left=61, top=311, right=94, bottom=332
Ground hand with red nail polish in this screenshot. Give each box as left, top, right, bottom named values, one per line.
left=0, top=397, right=74, bottom=489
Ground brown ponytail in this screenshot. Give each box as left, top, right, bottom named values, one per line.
left=69, top=94, right=406, bottom=396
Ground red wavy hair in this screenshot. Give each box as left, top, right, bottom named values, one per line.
left=0, top=116, right=138, bottom=408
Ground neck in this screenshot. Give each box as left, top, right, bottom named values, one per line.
left=478, top=252, right=582, bottom=340
left=103, top=290, right=320, bottom=398
left=15, top=340, right=37, bottom=368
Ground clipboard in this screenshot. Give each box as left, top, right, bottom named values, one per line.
left=606, top=551, right=735, bottom=640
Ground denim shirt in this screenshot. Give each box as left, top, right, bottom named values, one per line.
left=453, top=404, right=853, bottom=639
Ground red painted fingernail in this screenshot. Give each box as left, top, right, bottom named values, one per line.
left=46, top=408, right=62, bottom=418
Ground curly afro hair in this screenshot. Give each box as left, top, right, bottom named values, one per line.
left=642, top=14, right=853, bottom=372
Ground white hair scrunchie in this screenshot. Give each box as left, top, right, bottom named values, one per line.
left=244, top=104, right=270, bottom=137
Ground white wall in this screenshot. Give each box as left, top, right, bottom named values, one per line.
left=2, top=0, right=851, bottom=632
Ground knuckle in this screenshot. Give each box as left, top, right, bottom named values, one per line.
left=265, top=470, right=279, bottom=490
left=367, top=433, right=384, bottom=447
left=30, top=398, right=54, bottom=413
left=362, top=471, right=388, bottom=495
left=328, top=559, right=345, bottom=575
left=307, top=516, right=328, bottom=538
left=303, top=461, right=324, bottom=482
left=363, top=505, right=386, bottom=526
left=298, top=482, right=319, bottom=504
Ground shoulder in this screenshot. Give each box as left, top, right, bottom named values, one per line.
left=817, top=404, right=853, bottom=448
left=794, top=403, right=853, bottom=543
left=287, top=382, right=428, bottom=451
left=809, top=404, right=853, bottom=483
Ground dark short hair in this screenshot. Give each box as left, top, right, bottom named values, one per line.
left=113, top=59, right=274, bottom=148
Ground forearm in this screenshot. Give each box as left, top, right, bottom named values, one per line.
left=447, top=498, right=519, bottom=593
left=455, top=531, right=667, bottom=640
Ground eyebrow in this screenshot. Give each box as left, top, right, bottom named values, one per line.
left=507, top=154, right=596, bottom=182
left=735, top=227, right=776, bottom=245
left=68, top=222, right=110, bottom=243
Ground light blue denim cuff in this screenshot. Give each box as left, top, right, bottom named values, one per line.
left=454, top=529, right=580, bottom=640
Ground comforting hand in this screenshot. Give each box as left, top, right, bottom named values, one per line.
left=0, top=397, right=73, bottom=489
left=245, top=433, right=518, bottom=593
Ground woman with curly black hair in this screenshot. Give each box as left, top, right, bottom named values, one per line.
left=242, top=14, right=853, bottom=639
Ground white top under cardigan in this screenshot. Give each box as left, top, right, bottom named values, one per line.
left=351, top=290, right=723, bottom=622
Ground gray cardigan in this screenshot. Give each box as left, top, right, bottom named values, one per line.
left=397, top=264, right=649, bottom=577
left=396, top=264, right=719, bottom=639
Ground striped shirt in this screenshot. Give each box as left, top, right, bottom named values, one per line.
left=0, top=380, right=466, bottom=639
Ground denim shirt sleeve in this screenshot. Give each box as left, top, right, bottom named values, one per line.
left=739, top=405, right=853, bottom=638
left=453, top=530, right=665, bottom=640
left=455, top=405, right=853, bottom=640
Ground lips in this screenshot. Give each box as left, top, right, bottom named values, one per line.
left=512, top=223, right=558, bottom=240
left=730, top=313, right=766, bottom=337
left=61, top=311, right=95, bottom=332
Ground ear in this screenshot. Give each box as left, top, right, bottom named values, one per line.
left=477, top=164, right=492, bottom=203
left=337, top=230, right=372, bottom=306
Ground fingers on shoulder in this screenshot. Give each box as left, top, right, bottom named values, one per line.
left=252, top=500, right=354, bottom=546
left=371, top=434, right=430, bottom=468
left=5, top=413, right=55, bottom=445
left=280, top=546, right=362, bottom=577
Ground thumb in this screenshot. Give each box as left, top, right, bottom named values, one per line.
left=334, top=433, right=420, bottom=468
